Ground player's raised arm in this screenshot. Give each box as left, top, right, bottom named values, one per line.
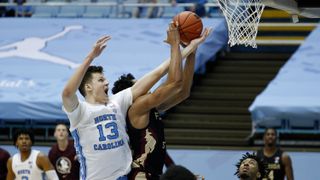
left=157, top=51, right=196, bottom=112
left=132, top=22, right=184, bottom=100
left=62, top=36, right=110, bottom=112
left=128, top=22, right=182, bottom=128
left=165, top=21, right=183, bottom=84
left=156, top=28, right=212, bottom=112
left=130, top=25, right=211, bottom=102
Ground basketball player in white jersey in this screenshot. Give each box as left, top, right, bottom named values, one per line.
left=6, top=128, right=59, bottom=180
left=62, top=22, right=207, bottom=180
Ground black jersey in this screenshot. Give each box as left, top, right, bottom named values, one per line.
left=127, top=108, right=166, bottom=180
left=257, top=148, right=285, bottom=180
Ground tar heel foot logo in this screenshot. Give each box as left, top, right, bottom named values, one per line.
left=0, top=80, right=36, bottom=88
left=0, top=25, right=83, bottom=69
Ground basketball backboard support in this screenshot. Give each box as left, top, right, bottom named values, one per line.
left=262, top=0, right=320, bottom=18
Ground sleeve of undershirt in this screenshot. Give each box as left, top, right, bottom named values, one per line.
left=45, top=169, right=59, bottom=180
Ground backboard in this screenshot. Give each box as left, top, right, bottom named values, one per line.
left=262, top=0, right=320, bottom=18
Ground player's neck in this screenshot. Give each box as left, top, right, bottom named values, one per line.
left=85, top=96, right=108, bottom=105
left=264, top=145, right=277, bottom=156
left=57, top=139, right=69, bottom=151
left=20, top=150, right=32, bottom=161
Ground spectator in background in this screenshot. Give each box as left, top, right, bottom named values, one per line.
left=1, top=0, right=15, bottom=17
left=6, top=128, right=59, bottom=180
left=235, top=152, right=267, bottom=180
left=256, top=128, right=294, bottom=180
left=48, top=123, right=80, bottom=180
left=134, top=0, right=159, bottom=18
left=14, top=0, right=32, bottom=17
left=175, top=0, right=207, bottom=17
left=0, top=0, right=8, bottom=17
left=0, top=147, right=10, bottom=180
left=206, top=0, right=220, bottom=17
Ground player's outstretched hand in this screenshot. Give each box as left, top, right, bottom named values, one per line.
left=189, top=27, right=212, bottom=48
left=91, top=36, right=111, bottom=59
left=164, top=21, right=180, bottom=46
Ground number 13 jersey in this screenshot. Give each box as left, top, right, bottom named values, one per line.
left=63, top=88, right=133, bottom=180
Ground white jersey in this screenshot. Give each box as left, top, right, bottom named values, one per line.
left=12, top=150, right=43, bottom=180
left=63, top=88, right=133, bottom=180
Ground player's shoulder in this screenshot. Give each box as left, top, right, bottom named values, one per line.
left=111, top=87, right=132, bottom=99
left=7, top=156, right=13, bottom=164
left=256, top=148, right=264, bottom=157
left=277, top=148, right=285, bottom=155
left=12, top=152, right=20, bottom=160
left=36, top=151, right=51, bottom=165
left=36, top=151, right=46, bottom=158
left=48, top=143, right=59, bottom=153
left=281, top=151, right=291, bottom=159
left=66, top=140, right=76, bottom=151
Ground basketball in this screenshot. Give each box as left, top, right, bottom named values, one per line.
left=173, top=11, right=203, bottom=45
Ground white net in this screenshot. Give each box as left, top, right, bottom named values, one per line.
left=218, top=0, right=265, bottom=48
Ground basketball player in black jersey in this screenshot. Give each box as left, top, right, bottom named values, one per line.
left=112, top=23, right=211, bottom=179
left=256, top=128, right=294, bottom=180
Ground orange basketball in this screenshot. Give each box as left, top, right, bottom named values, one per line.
left=173, top=11, right=203, bottom=45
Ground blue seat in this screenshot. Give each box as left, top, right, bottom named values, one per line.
left=82, top=6, right=114, bottom=18
left=159, top=6, right=184, bottom=18
left=32, top=5, right=60, bottom=18
left=56, top=5, right=85, bottom=18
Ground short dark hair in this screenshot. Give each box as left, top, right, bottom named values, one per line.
left=55, top=122, right=69, bottom=131
left=235, top=152, right=267, bottom=180
left=160, top=165, right=196, bottom=180
left=13, top=128, right=35, bottom=146
left=264, top=127, right=277, bottom=137
left=112, top=73, right=135, bottom=94
left=79, top=66, right=104, bottom=97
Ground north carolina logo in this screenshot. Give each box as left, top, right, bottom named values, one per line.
left=56, top=156, right=72, bottom=174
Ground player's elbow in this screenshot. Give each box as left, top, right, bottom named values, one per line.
left=177, top=88, right=190, bottom=102
left=181, top=88, right=191, bottom=100
left=165, top=82, right=189, bottom=101
left=62, top=87, right=73, bottom=98
left=175, top=84, right=191, bottom=100
left=172, top=79, right=183, bottom=89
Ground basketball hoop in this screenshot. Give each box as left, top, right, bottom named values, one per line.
left=217, top=0, right=265, bottom=48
